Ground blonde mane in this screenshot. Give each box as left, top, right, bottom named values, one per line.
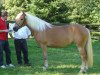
left=25, top=13, right=52, bottom=31
left=16, top=12, right=52, bottom=31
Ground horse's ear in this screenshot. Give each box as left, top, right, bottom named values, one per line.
left=21, top=11, right=26, bottom=18
left=21, top=11, right=26, bottom=15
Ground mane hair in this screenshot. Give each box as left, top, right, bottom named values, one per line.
left=25, top=13, right=52, bottom=31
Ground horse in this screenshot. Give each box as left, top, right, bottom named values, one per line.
left=14, top=12, right=93, bottom=73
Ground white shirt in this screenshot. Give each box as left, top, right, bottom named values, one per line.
left=14, top=26, right=31, bottom=39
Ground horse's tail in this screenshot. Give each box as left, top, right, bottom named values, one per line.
left=86, top=28, right=93, bottom=67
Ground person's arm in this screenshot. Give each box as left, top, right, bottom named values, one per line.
left=0, top=29, right=9, bottom=33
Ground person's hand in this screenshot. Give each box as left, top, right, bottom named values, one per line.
left=9, top=30, right=13, bottom=32
left=4, top=29, right=9, bottom=32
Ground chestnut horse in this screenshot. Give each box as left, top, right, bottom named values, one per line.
left=15, top=12, right=93, bottom=73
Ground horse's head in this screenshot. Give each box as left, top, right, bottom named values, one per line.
left=15, top=11, right=52, bottom=32
left=15, top=12, right=27, bottom=28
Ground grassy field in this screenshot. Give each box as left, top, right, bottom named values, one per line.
left=0, top=39, right=100, bottom=75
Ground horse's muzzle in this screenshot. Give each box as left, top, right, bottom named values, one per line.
left=13, top=25, right=19, bottom=32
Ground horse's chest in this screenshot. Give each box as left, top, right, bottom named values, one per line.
left=34, top=33, right=46, bottom=43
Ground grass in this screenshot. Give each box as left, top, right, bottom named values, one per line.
left=0, top=39, right=100, bottom=75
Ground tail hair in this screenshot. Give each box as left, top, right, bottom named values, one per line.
left=86, top=28, right=93, bottom=67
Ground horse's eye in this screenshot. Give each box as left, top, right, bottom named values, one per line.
left=21, top=19, right=23, bottom=20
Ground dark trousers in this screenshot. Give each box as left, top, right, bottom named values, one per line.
left=0, top=40, right=12, bottom=66
left=14, top=39, right=29, bottom=64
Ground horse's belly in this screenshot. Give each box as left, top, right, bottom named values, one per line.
left=48, top=43, right=70, bottom=48
left=47, top=40, right=72, bottom=48
left=44, top=27, right=73, bottom=47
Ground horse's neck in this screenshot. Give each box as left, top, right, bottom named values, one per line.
left=26, top=24, right=34, bottom=34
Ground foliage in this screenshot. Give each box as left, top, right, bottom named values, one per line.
left=2, top=0, right=100, bottom=24
left=29, top=0, right=70, bottom=23
left=3, top=0, right=31, bottom=20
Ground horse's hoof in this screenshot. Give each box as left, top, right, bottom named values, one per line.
left=79, top=70, right=86, bottom=73
left=43, top=66, right=47, bottom=71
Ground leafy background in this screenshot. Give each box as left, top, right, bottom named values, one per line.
left=1, top=0, right=100, bottom=25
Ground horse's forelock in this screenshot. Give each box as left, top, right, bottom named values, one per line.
left=15, top=12, right=23, bottom=20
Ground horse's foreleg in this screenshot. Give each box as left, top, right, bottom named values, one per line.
left=40, top=44, right=48, bottom=70
left=78, top=47, right=88, bottom=73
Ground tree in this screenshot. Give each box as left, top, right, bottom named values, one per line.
left=3, top=0, right=100, bottom=24
left=67, top=0, right=100, bottom=24
left=3, top=0, right=31, bottom=20
left=28, top=0, right=71, bottom=23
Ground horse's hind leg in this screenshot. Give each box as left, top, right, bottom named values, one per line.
left=78, top=46, right=88, bottom=73
left=40, top=44, right=48, bottom=70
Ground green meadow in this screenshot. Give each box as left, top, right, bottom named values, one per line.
left=0, top=39, right=100, bottom=75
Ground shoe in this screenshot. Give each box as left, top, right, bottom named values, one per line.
left=0, top=65, right=6, bottom=69
left=7, top=64, right=15, bottom=68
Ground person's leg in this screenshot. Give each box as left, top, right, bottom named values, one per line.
left=21, top=39, right=29, bottom=64
left=14, top=39, right=22, bottom=65
left=4, top=41, right=12, bottom=65
left=0, top=40, right=4, bottom=66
